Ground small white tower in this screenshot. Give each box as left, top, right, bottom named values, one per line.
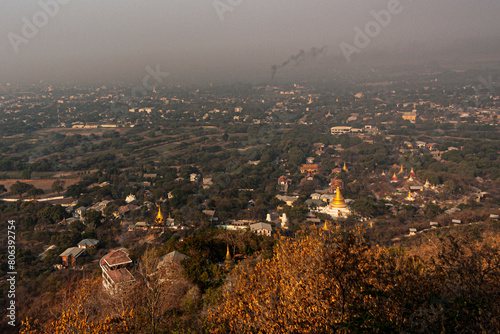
left=281, top=213, right=289, bottom=229
left=125, top=193, right=136, bottom=203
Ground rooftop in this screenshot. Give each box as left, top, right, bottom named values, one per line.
left=60, top=247, right=86, bottom=258
left=78, top=239, right=99, bottom=247
left=250, top=222, right=272, bottom=231
left=101, top=248, right=132, bottom=267
left=106, top=268, right=135, bottom=285
left=159, top=251, right=189, bottom=267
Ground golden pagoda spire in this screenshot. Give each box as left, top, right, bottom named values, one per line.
left=223, top=244, right=234, bottom=271
left=399, top=165, right=404, bottom=174
left=155, top=205, right=164, bottom=225
left=391, top=172, right=398, bottom=182
left=343, top=162, right=348, bottom=172
left=331, top=187, right=347, bottom=208
left=407, top=190, right=414, bottom=200
left=323, top=220, right=329, bottom=230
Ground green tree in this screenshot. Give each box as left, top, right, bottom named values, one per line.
left=27, top=187, right=44, bottom=199
left=84, top=209, right=103, bottom=228
left=51, top=179, right=66, bottom=195
left=425, top=202, right=443, bottom=218
left=21, top=168, right=32, bottom=179
left=351, top=199, right=377, bottom=217
left=38, top=205, right=68, bottom=223
left=65, top=183, right=87, bottom=199
left=10, top=181, right=34, bottom=199
left=76, top=196, right=93, bottom=208
left=69, top=220, right=86, bottom=232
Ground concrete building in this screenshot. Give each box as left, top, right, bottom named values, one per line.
left=331, top=126, right=352, bottom=134
left=100, top=248, right=135, bottom=294
left=250, top=222, right=272, bottom=236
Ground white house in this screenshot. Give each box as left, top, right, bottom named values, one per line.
left=250, top=223, right=272, bottom=236
left=331, top=126, right=352, bottom=134
left=77, top=239, right=99, bottom=249
left=125, top=194, right=136, bottom=203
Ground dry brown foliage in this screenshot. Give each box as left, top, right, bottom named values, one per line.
left=20, top=279, right=134, bottom=334
left=208, top=227, right=500, bottom=333
left=124, top=248, right=195, bottom=333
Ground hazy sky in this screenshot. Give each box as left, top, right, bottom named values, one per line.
left=1, top=0, right=499, bottom=84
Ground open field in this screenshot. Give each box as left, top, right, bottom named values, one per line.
left=0, top=177, right=81, bottom=195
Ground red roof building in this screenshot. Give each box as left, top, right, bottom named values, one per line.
left=300, top=164, right=319, bottom=174
left=100, top=248, right=135, bottom=293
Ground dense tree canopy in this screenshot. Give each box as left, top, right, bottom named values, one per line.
left=209, top=228, right=500, bottom=333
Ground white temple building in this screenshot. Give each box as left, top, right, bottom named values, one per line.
left=125, top=193, right=136, bottom=203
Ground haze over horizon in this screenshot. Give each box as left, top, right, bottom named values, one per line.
left=1, top=0, right=499, bottom=85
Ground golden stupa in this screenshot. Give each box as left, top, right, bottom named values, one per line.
left=323, top=220, right=329, bottom=230
left=343, top=162, right=348, bottom=172
left=155, top=205, right=164, bottom=225
left=406, top=190, right=415, bottom=201
left=331, top=186, right=347, bottom=208
left=318, top=187, right=350, bottom=218
left=223, top=245, right=235, bottom=271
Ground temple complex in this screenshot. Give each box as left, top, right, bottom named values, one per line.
left=317, top=186, right=351, bottom=219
